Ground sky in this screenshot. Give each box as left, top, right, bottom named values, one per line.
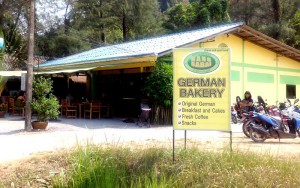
left=36, top=0, right=67, bottom=30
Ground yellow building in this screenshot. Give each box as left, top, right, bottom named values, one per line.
left=37, top=22, right=300, bottom=107
left=188, top=28, right=300, bottom=105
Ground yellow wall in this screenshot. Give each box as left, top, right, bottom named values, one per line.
left=186, top=34, right=300, bottom=105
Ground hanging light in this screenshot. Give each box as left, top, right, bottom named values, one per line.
left=0, top=37, right=3, bottom=49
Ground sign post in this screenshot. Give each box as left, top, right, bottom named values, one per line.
left=173, top=48, right=231, bottom=160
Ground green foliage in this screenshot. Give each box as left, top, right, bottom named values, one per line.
left=70, top=0, right=121, bottom=45
left=31, top=77, right=60, bottom=122
left=229, top=0, right=300, bottom=49
left=0, top=27, right=7, bottom=95
left=164, top=0, right=231, bottom=32
left=163, top=3, right=195, bottom=30
left=37, top=29, right=91, bottom=58
left=289, top=9, right=300, bottom=49
left=52, top=145, right=300, bottom=187
left=158, top=0, right=186, bottom=12
left=3, top=21, right=27, bottom=69
left=38, top=0, right=164, bottom=58
left=0, top=0, right=27, bottom=70
left=144, top=61, right=173, bottom=108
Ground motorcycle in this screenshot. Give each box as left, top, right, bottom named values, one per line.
left=248, top=99, right=300, bottom=143
left=232, top=96, right=256, bottom=124
left=231, top=106, right=238, bottom=124
left=242, top=96, right=269, bottom=137
left=231, top=96, right=243, bottom=124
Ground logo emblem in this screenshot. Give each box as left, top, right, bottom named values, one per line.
left=183, top=51, right=220, bottom=74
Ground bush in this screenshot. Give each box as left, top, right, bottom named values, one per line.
left=144, top=61, right=173, bottom=108
left=31, top=76, right=60, bottom=122
left=144, top=61, right=173, bottom=125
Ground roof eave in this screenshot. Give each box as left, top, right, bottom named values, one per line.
left=157, top=24, right=243, bottom=57
left=235, top=25, right=300, bottom=62
left=37, top=52, right=158, bottom=69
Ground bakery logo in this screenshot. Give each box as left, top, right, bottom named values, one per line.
left=183, top=51, right=220, bottom=74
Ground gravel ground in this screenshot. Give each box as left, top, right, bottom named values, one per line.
left=0, top=116, right=300, bottom=164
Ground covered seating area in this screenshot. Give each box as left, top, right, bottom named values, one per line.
left=0, top=71, right=26, bottom=117
left=50, top=72, right=146, bottom=119
left=60, top=99, right=104, bottom=119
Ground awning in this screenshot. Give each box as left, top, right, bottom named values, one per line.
left=0, top=71, right=26, bottom=77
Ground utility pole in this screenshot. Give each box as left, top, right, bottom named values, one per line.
left=25, top=0, right=35, bottom=131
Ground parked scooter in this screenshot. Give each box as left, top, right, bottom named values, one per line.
left=231, top=106, right=238, bottom=124
left=231, top=96, right=255, bottom=124
left=242, top=96, right=269, bottom=137
left=248, top=99, right=300, bottom=142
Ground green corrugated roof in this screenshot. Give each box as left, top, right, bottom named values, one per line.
left=38, top=22, right=244, bottom=70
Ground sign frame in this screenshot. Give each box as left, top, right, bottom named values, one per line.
left=172, top=47, right=233, bottom=161
left=173, top=48, right=232, bottom=131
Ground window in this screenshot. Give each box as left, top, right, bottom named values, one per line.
left=286, top=85, right=296, bottom=99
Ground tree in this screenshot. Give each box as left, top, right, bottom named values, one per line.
left=71, top=0, right=119, bottom=45
left=37, top=0, right=164, bottom=59
left=289, top=9, right=300, bottom=49
left=0, top=0, right=27, bottom=96
left=36, top=26, right=91, bottom=59
left=2, top=22, right=27, bottom=70
left=229, top=0, right=261, bottom=26
left=164, top=0, right=230, bottom=32
left=229, top=0, right=300, bottom=49
left=25, top=0, right=35, bottom=131
left=0, top=27, right=6, bottom=95
left=0, top=0, right=27, bottom=70
left=158, top=0, right=188, bottom=12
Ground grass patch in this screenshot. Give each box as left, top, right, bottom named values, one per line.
left=1, top=144, right=300, bottom=187
left=49, top=145, right=300, bottom=188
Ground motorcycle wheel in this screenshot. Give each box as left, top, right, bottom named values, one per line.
left=242, top=120, right=251, bottom=138
left=249, top=127, right=267, bottom=143
left=231, top=115, right=238, bottom=124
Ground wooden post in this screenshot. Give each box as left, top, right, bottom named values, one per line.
left=172, top=129, right=175, bottom=162
left=25, top=0, right=35, bottom=131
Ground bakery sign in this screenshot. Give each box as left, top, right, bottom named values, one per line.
left=173, top=48, right=231, bottom=131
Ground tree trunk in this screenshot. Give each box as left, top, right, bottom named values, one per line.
left=25, top=0, right=35, bottom=131
left=99, top=0, right=106, bottom=45
left=64, top=0, right=71, bottom=34
left=272, top=0, right=280, bottom=23
left=122, top=9, right=127, bottom=41
left=272, top=0, right=281, bottom=40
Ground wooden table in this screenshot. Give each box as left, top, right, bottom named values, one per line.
left=75, top=103, right=90, bottom=118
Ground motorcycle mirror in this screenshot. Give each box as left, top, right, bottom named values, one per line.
left=287, top=98, right=291, bottom=105
left=294, top=99, right=299, bottom=104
